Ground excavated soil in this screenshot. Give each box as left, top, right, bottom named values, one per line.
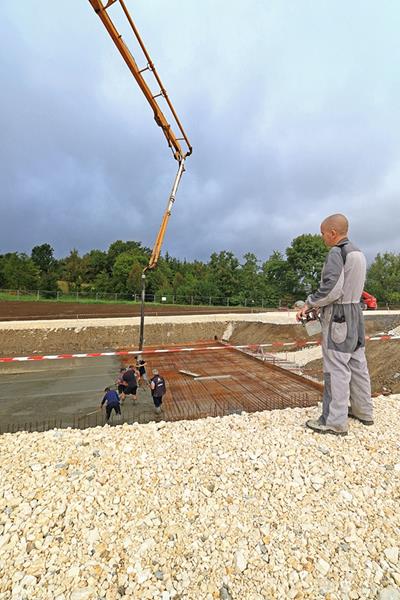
left=227, top=317, right=400, bottom=397
left=303, top=341, right=400, bottom=395
left=226, top=316, right=400, bottom=347
left=0, top=321, right=229, bottom=357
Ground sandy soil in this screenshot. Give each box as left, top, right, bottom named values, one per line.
left=303, top=341, right=400, bottom=395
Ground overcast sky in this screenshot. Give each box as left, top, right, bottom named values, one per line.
left=1, top=1, right=399, bottom=263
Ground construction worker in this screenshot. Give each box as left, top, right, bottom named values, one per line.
left=150, top=369, right=167, bottom=414
left=120, top=365, right=138, bottom=403
left=100, top=387, right=121, bottom=422
left=116, top=367, right=127, bottom=397
left=135, top=355, right=149, bottom=387
left=296, top=214, right=373, bottom=436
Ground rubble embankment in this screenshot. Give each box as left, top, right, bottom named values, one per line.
left=1, top=397, right=399, bottom=600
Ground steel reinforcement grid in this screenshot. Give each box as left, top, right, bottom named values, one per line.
left=2, top=342, right=322, bottom=435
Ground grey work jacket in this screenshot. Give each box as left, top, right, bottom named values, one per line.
left=306, top=238, right=367, bottom=353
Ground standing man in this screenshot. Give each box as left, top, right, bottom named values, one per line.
left=296, top=214, right=373, bottom=436
left=150, top=369, right=167, bottom=414
left=135, top=355, right=149, bottom=387
left=120, top=365, right=138, bottom=403
left=100, top=387, right=121, bottom=422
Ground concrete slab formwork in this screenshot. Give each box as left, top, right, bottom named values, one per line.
left=121, top=341, right=323, bottom=423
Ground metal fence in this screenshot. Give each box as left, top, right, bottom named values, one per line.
left=1, top=288, right=398, bottom=310
left=0, top=288, right=285, bottom=308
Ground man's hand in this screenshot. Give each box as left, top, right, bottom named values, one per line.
left=296, top=305, right=310, bottom=322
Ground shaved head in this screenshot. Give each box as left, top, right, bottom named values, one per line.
left=321, top=213, right=349, bottom=235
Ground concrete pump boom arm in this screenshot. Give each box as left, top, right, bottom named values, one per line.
left=88, top=0, right=192, bottom=162
left=88, top=0, right=192, bottom=273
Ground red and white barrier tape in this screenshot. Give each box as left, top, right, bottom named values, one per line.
left=0, top=334, right=399, bottom=363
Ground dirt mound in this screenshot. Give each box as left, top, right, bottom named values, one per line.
left=227, top=317, right=399, bottom=347
left=304, top=341, right=400, bottom=395
left=227, top=322, right=318, bottom=345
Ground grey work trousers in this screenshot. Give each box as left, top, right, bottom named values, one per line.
left=322, top=344, right=373, bottom=431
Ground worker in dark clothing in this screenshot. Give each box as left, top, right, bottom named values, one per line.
left=150, top=369, right=167, bottom=414
left=296, top=214, right=373, bottom=436
left=100, top=387, right=121, bottom=422
left=135, top=355, right=149, bottom=387
left=116, top=367, right=127, bottom=397
left=120, top=365, right=138, bottom=403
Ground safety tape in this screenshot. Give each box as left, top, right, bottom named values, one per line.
left=0, top=334, right=399, bottom=363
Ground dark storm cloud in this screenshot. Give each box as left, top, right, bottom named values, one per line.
left=1, top=1, right=399, bottom=264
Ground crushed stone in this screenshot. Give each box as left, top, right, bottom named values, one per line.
left=1, top=396, right=399, bottom=599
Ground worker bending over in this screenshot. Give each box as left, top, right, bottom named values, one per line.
left=296, top=213, right=373, bottom=435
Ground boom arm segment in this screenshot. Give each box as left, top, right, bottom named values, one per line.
left=88, top=0, right=193, bottom=349
left=147, top=158, right=186, bottom=270
left=88, top=0, right=192, bottom=161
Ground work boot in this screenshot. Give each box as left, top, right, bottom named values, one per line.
left=348, top=410, right=374, bottom=426
left=306, top=419, right=348, bottom=436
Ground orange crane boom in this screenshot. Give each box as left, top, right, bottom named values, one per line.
left=88, top=0, right=192, bottom=163
left=88, top=0, right=192, bottom=348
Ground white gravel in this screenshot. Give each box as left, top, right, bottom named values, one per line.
left=280, top=345, right=323, bottom=366
left=1, top=396, right=400, bottom=599
left=1, top=310, right=399, bottom=331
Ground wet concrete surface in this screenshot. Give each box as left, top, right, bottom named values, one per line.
left=0, top=357, right=120, bottom=430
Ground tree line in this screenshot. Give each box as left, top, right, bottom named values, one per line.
left=0, top=237, right=399, bottom=305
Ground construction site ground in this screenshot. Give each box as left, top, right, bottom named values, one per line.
left=0, top=300, right=268, bottom=321
left=227, top=317, right=400, bottom=396
left=0, top=308, right=399, bottom=433
left=0, top=341, right=322, bottom=433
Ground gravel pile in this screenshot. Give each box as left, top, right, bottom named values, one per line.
left=1, top=397, right=400, bottom=600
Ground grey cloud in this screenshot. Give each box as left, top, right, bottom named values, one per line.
left=1, top=0, right=399, bottom=264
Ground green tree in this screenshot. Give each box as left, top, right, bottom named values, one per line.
left=286, top=234, right=328, bottom=295
left=111, top=252, right=143, bottom=294
left=1, top=253, right=40, bottom=290
left=239, top=252, right=261, bottom=303
left=31, top=244, right=56, bottom=273
left=366, top=252, right=400, bottom=304
left=82, top=250, right=108, bottom=282
left=92, top=271, right=112, bottom=293
left=261, top=251, right=297, bottom=305
left=107, top=240, right=148, bottom=271
left=63, top=249, right=84, bottom=291
left=209, top=251, right=240, bottom=301
left=31, top=244, right=59, bottom=292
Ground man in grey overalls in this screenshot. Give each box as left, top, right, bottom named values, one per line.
left=296, top=214, right=374, bottom=435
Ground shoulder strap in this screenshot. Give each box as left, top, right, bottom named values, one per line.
left=337, top=241, right=348, bottom=265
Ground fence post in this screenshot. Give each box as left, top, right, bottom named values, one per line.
left=262, top=299, right=264, bottom=308
left=76, top=291, right=79, bottom=300
left=17, top=289, right=20, bottom=299
left=57, top=291, right=60, bottom=301
left=36, top=290, right=40, bottom=301
left=227, top=297, right=229, bottom=307
left=209, top=297, right=212, bottom=305
left=115, top=293, right=117, bottom=301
